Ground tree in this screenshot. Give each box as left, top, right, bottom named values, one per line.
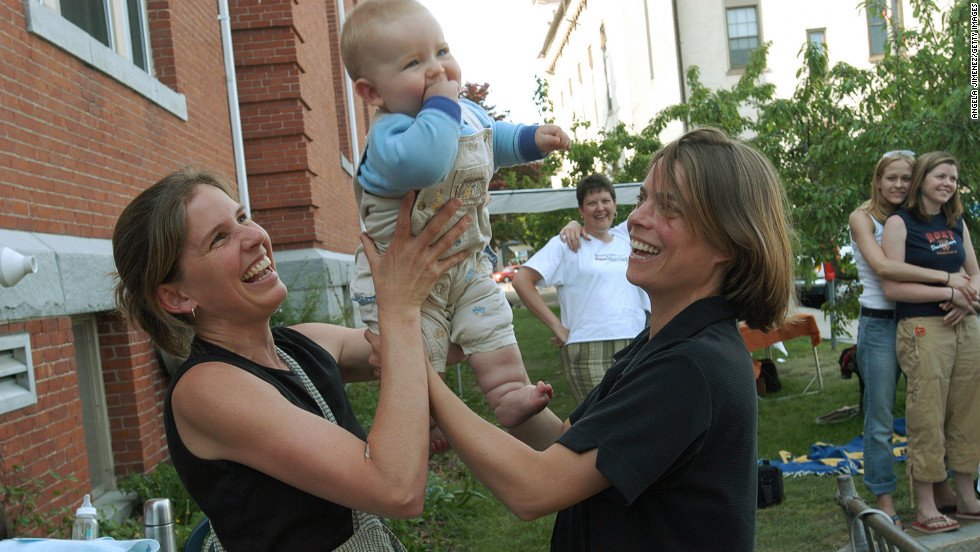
left=632, top=0, right=979, bottom=333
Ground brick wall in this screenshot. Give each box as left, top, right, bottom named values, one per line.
left=0, top=318, right=90, bottom=528
left=97, top=315, right=170, bottom=478
left=1, top=0, right=239, bottom=534
left=0, top=0, right=237, bottom=239
left=232, top=0, right=365, bottom=254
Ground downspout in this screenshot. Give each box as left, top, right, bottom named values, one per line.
left=336, top=0, right=363, bottom=230
left=671, top=0, right=689, bottom=132
left=217, top=0, right=250, bottom=215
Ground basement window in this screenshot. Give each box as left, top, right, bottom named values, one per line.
left=0, top=334, right=37, bottom=414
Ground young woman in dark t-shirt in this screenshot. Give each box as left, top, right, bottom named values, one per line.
left=881, top=151, right=980, bottom=535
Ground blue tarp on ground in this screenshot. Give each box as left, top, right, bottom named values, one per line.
left=760, top=418, right=907, bottom=477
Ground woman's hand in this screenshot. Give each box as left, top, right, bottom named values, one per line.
left=550, top=326, right=570, bottom=347
left=947, top=272, right=977, bottom=303
left=559, top=220, right=588, bottom=252
left=943, top=305, right=973, bottom=326
left=943, top=288, right=979, bottom=314
left=360, top=193, right=470, bottom=311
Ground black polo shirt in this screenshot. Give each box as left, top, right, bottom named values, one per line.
left=551, top=296, right=758, bottom=551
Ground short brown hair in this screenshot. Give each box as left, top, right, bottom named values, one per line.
left=906, top=151, right=962, bottom=228
left=576, top=173, right=615, bottom=208
left=112, top=167, right=238, bottom=357
left=649, top=127, right=796, bottom=331
left=340, top=0, right=429, bottom=81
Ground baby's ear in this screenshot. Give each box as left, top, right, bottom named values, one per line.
left=354, top=78, right=384, bottom=108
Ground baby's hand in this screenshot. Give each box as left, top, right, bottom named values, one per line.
left=535, top=124, right=571, bottom=155
left=424, top=79, right=460, bottom=104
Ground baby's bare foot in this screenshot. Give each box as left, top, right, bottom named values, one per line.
left=493, top=382, right=553, bottom=428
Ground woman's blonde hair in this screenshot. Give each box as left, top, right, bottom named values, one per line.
left=112, top=167, right=238, bottom=358
left=649, top=127, right=796, bottom=331
left=906, top=151, right=962, bottom=228
left=860, top=150, right=915, bottom=223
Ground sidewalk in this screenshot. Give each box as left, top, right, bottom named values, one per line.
left=837, top=521, right=980, bottom=551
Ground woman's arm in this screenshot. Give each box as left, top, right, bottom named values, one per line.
left=427, top=364, right=609, bottom=521
left=880, top=215, right=977, bottom=310
left=512, top=266, right=570, bottom=347
left=850, top=209, right=973, bottom=299
left=173, top=195, right=471, bottom=519
left=290, top=324, right=376, bottom=383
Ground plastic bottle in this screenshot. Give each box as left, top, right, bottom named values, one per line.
left=71, top=494, right=99, bottom=540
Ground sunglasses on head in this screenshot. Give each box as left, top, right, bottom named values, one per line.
left=882, top=150, right=915, bottom=158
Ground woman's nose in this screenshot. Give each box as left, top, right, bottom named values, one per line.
left=240, top=225, right=264, bottom=249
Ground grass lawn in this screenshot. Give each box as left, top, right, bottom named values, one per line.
left=349, top=306, right=909, bottom=551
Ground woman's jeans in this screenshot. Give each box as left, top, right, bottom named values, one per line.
left=856, top=315, right=902, bottom=496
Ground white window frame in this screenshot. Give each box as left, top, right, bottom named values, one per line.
left=0, top=333, right=37, bottom=414
left=807, top=28, right=826, bottom=55
left=24, top=0, right=187, bottom=120
left=867, top=0, right=901, bottom=58
left=725, top=4, right=761, bottom=70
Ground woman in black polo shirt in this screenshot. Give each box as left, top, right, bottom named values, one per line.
left=424, top=128, right=795, bottom=551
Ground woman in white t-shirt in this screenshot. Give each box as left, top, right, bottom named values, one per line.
left=514, top=174, right=648, bottom=403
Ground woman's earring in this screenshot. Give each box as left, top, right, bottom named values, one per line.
left=191, top=307, right=196, bottom=318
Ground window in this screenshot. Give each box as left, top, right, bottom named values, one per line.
left=807, top=28, right=826, bottom=55
left=47, top=0, right=151, bottom=71
left=867, top=0, right=901, bottom=57
left=61, top=0, right=111, bottom=47
left=600, top=23, right=613, bottom=111
left=72, top=317, right=116, bottom=496
left=727, top=6, right=760, bottom=68
left=24, top=0, right=186, bottom=119
left=0, top=333, right=36, bottom=415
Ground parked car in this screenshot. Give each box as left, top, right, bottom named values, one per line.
left=492, top=265, right=523, bottom=283
left=796, top=245, right=853, bottom=308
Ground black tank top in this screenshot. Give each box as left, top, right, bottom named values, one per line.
left=163, top=326, right=366, bottom=551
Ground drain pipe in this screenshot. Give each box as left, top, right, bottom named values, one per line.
left=217, top=0, right=250, bottom=215
left=337, top=0, right=360, bottom=171
left=336, top=0, right=364, bottom=231
left=671, top=0, right=689, bottom=133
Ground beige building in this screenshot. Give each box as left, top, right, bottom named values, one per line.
left=537, top=0, right=937, bottom=144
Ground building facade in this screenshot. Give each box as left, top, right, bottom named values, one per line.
left=1, top=0, right=369, bottom=529
left=538, top=0, right=930, bottom=144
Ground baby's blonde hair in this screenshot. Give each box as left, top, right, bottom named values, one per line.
left=341, top=0, right=430, bottom=81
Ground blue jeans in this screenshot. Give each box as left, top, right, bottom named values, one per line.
left=856, top=315, right=902, bottom=496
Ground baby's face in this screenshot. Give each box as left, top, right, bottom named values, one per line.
left=362, top=9, right=461, bottom=117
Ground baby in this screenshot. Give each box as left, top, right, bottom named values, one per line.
left=340, top=0, right=570, bottom=447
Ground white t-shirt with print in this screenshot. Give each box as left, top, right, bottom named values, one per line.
left=524, top=221, right=649, bottom=345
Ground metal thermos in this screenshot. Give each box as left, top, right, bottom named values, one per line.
left=144, top=498, right=178, bottom=552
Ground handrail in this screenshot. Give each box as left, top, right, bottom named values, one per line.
left=835, top=475, right=932, bottom=552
